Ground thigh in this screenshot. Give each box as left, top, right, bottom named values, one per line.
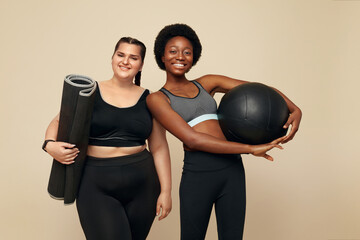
left=76, top=166, right=132, bottom=240
left=180, top=170, right=217, bottom=240
left=123, top=157, right=160, bottom=240
left=215, top=161, right=246, bottom=240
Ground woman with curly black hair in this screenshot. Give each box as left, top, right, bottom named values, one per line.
left=147, top=23, right=302, bottom=239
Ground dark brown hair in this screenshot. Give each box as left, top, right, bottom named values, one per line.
left=113, top=37, right=146, bottom=86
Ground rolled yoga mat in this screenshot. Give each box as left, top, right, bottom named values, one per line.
left=47, top=74, right=96, bottom=204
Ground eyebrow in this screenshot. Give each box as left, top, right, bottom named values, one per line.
left=116, top=51, right=140, bottom=57
left=168, top=46, right=193, bottom=50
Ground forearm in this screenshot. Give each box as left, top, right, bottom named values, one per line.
left=185, top=131, right=252, bottom=154
left=147, top=92, right=252, bottom=155
left=45, top=114, right=59, bottom=140
left=152, top=147, right=172, bottom=193
left=271, top=86, right=300, bottom=112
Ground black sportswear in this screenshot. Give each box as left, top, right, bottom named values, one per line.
left=88, top=83, right=152, bottom=147
left=76, top=150, right=160, bottom=240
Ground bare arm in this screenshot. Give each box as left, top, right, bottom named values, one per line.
left=269, top=88, right=302, bottom=143
left=146, top=92, right=283, bottom=161
left=148, top=119, right=172, bottom=220
left=198, top=74, right=302, bottom=143
left=44, top=113, right=79, bottom=164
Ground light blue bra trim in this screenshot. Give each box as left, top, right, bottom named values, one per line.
left=188, top=114, right=218, bottom=127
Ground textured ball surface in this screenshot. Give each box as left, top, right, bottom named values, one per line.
left=218, top=83, right=289, bottom=145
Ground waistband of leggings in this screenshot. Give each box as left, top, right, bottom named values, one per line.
left=183, top=150, right=241, bottom=172
left=85, top=149, right=152, bottom=167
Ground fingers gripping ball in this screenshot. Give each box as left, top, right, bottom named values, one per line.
left=218, top=83, right=289, bottom=145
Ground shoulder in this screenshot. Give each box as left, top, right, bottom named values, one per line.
left=96, top=80, right=109, bottom=88
left=96, top=80, right=111, bottom=93
left=138, top=86, right=147, bottom=93
left=146, top=91, right=169, bottom=105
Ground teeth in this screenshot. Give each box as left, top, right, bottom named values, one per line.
left=173, top=64, right=185, bottom=67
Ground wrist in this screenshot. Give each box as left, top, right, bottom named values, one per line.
left=289, top=104, right=300, bottom=113
left=241, top=144, right=252, bottom=154
left=160, top=188, right=172, bottom=194
left=247, top=145, right=255, bottom=154
left=42, top=139, right=55, bottom=152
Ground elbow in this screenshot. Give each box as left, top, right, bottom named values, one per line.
left=183, top=135, right=203, bottom=151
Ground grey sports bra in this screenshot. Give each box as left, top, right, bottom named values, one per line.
left=160, top=80, right=218, bottom=127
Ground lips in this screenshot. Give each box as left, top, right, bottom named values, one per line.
left=172, top=63, right=186, bottom=68
left=119, top=65, right=130, bottom=70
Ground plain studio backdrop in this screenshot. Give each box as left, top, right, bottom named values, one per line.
left=1, top=0, right=359, bottom=239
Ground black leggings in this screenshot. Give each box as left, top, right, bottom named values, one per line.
left=76, top=150, right=160, bottom=240
left=180, top=151, right=246, bottom=240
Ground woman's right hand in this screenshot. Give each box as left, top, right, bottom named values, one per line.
left=249, top=136, right=286, bottom=161
left=45, top=141, right=79, bottom=165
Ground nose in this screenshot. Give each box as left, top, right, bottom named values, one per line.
left=122, top=56, right=129, bottom=64
left=176, top=52, right=185, bottom=60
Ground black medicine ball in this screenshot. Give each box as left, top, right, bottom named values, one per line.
left=218, top=83, right=289, bottom=145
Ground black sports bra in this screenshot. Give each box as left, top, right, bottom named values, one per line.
left=88, top=83, right=153, bottom=147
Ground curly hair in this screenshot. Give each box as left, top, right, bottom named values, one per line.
left=154, top=23, right=202, bottom=70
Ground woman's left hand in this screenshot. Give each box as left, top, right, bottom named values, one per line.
left=156, top=191, right=172, bottom=221
left=282, top=107, right=302, bottom=143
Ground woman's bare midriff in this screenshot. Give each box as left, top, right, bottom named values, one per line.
left=87, top=145, right=146, bottom=158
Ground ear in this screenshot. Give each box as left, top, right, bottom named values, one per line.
left=161, top=56, right=165, bottom=63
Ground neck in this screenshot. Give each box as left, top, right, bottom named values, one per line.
left=165, top=72, right=189, bottom=85
left=110, top=76, right=135, bottom=89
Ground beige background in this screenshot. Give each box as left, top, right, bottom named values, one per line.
left=1, top=0, right=359, bottom=239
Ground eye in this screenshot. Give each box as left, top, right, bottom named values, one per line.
left=131, top=57, right=139, bottom=60
left=184, top=51, right=192, bottom=55
left=169, top=50, right=177, bottom=54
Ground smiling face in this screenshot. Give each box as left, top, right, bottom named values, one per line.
left=112, top=42, right=143, bottom=81
left=162, top=36, right=194, bottom=76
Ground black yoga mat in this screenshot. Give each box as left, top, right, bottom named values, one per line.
left=47, top=74, right=96, bottom=204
